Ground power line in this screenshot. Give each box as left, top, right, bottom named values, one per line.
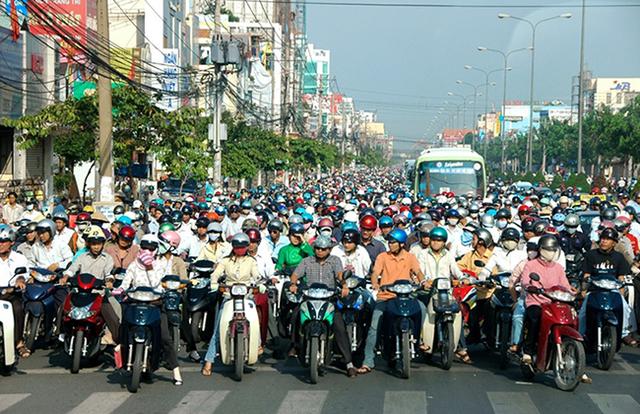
left=255, top=1, right=640, bottom=9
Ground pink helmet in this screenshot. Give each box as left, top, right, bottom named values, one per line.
left=159, top=230, right=181, bottom=248
left=317, top=217, right=334, bottom=229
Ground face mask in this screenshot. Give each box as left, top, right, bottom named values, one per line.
left=539, top=249, right=556, bottom=262
left=496, top=220, right=508, bottom=229
left=27, top=205, right=34, bottom=211
left=447, top=218, right=459, bottom=227
left=137, top=249, right=155, bottom=267
left=233, top=246, right=248, bottom=256
left=208, top=232, right=221, bottom=242
left=566, top=227, right=577, bottom=235
left=320, top=228, right=332, bottom=237
left=527, top=251, right=538, bottom=260
left=502, top=240, right=518, bottom=251
left=461, top=231, right=473, bottom=245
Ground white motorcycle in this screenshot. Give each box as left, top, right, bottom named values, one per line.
left=0, top=267, right=27, bottom=374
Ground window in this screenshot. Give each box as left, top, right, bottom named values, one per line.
left=606, top=93, right=612, bottom=104
left=616, top=93, right=622, bottom=104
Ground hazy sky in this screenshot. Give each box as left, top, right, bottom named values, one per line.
left=306, top=0, right=640, bottom=154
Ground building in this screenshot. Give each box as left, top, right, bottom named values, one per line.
left=500, top=102, right=573, bottom=136
left=588, top=77, right=640, bottom=113
left=441, top=129, right=475, bottom=145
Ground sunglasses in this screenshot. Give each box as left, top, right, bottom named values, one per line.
left=314, top=247, right=330, bottom=251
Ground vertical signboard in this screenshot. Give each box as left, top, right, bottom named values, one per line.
left=150, top=48, right=179, bottom=111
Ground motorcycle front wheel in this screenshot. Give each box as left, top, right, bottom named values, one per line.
left=440, top=322, right=454, bottom=370
left=401, top=331, right=411, bottom=379
left=553, top=337, right=585, bottom=391
left=71, top=330, right=83, bottom=374
left=128, top=342, right=144, bottom=393
left=309, top=336, right=319, bottom=384
left=498, top=319, right=511, bottom=370
left=596, top=325, right=617, bottom=370
left=24, top=314, right=40, bottom=352
left=234, top=331, right=245, bottom=381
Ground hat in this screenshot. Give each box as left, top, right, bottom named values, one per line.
left=91, top=210, right=109, bottom=223
left=559, top=196, right=570, bottom=204
left=132, top=200, right=143, bottom=209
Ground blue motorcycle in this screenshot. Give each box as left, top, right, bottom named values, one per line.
left=22, top=268, right=59, bottom=352
left=584, top=278, right=624, bottom=370
left=336, top=273, right=373, bottom=364
left=380, top=280, right=421, bottom=379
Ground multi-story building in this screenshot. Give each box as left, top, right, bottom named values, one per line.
left=588, top=77, right=640, bottom=113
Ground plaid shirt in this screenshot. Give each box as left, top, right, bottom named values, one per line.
left=294, top=255, right=343, bottom=288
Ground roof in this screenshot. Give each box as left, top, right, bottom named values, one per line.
left=416, top=146, right=484, bottom=163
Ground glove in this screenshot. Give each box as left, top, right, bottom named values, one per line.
left=258, top=284, right=267, bottom=294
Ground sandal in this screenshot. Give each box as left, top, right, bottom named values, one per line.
left=17, top=345, right=31, bottom=359
left=419, top=343, right=431, bottom=352
left=455, top=350, right=473, bottom=364
left=622, top=336, right=639, bottom=347
left=201, top=363, right=213, bottom=377
left=357, top=365, right=373, bottom=374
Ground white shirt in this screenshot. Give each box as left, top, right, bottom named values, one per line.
left=416, top=248, right=463, bottom=280
left=31, top=239, right=73, bottom=269
left=221, top=216, right=244, bottom=240
left=480, top=246, right=528, bottom=279
left=179, top=234, right=208, bottom=259
left=252, top=252, right=275, bottom=280
left=330, top=245, right=371, bottom=278
left=120, top=259, right=164, bottom=291
left=0, top=251, right=30, bottom=286
left=56, top=227, right=74, bottom=247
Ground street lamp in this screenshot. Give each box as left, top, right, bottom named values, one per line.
left=498, top=12, right=572, bottom=171
left=478, top=45, right=532, bottom=173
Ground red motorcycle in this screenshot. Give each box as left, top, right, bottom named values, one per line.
left=62, top=273, right=106, bottom=373
left=521, top=273, right=585, bottom=391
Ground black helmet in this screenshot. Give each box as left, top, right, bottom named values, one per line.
left=195, top=217, right=210, bottom=228
left=113, top=205, right=125, bottom=216
left=538, top=234, right=559, bottom=251
left=599, top=227, right=619, bottom=242
left=601, top=208, right=617, bottom=221
left=341, top=229, right=361, bottom=244
left=170, top=210, right=182, bottom=224
left=158, top=214, right=171, bottom=225
left=474, top=228, right=494, bottom=247
left=181, top=205, right=194, bottom=216
left=500, top=227, right=520, bottom=242
left=494, top=208, right=511, bottom=220
left=533, top=220, right=547, bottom=236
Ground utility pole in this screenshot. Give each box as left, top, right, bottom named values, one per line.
left=212, top=0, right=222, bottom=190
left=577, top=0, right=586, bottom=174
left=96, top=0, right=114, bottom=202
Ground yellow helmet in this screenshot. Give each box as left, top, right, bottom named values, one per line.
left=83, top=205, right=95, bottom=213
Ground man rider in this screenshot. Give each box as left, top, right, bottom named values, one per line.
left=331, top=229, right=372, bottom=278
left=275, top=223, right=314, bottom=276
left=359, top=215, right=386, bottom=269
left=257, top=219, right=290, bottom=262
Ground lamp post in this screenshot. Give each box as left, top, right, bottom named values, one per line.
left=498, top=12, right=572, bottom=172
left=478, top=46, right=531, bottom=172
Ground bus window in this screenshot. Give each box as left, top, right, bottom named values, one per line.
left=417, top=160, right=484, bottom=196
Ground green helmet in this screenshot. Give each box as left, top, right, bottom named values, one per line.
left=158, top=222, right=175, bottom=234
left=429, top=226, right=448, bottom=242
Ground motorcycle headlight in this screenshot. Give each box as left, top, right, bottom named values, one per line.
left=547, top=290, right=575, bottom=303
left=69, top=304, right=95, bottom=320
left=565, top=254, right=576, bottom=262
left=164, top=280, right=181, bottom=290
left=435, top=278, right=451, bottom=290
left=345, top=277, right=361, bottom=289
left=499, top=276, right=510, bottom=288
left=306, top=288, right=333, bottom=299
left=230, top=284, right=248, bottom=296
left=128, top=289, right=162, bottom=302
left=286, top=291, right=302, bottom=303
left=592, top=279, right=621, bottom=290
left=390, top=283, right=415, bottom=295
left=33, top=273, right=55, bottom=283
left=192, top=278, right=210, bottom=289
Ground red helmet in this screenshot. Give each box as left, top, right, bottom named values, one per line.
left=317, top=217, right=334, bottom=229
left=411, top=205, right=422, bottom=216
left=382, top=207, right=393, bottom=217
left=245, top=228, right=262, bottom=243
left=76, top=212, right=92, bottom=223
left=359, top=214, right=378, bottom=230
left=517, top=205, right=531, bottom=215
left=118, top=225, right=136, bottom=242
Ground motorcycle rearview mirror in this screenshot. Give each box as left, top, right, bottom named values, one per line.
left=530, top=272, right=541, bottom=282
left=474, top=260, right=486, bottom=267
left=343, top=270, right=353, bottom=279
left=14, top=267, right=27, bottom=275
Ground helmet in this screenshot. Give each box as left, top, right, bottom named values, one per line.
left=0, top=225, right=16, bottom=242
left=600, top=227, right=619, bottom=242
left=429, top=227, right=448, bottom=242
left=386, top=228, right=408, bottom=244
left=159, top=230, right=181, bottom=248
left=241, top=200, right=252, bottom=210
left=517, top=205, right=531, bottom=215
left=170, top=210, right=182, bottom=225
left=158, top=214, right=172, bottom=225
left=181, top=205, right=194, bottom=216
left=317, top=217, right=334, bottom=229
left=289, top=223, right=305, bottom=235
left=500, top=227, right=520, bottom=242
left=601, top=208, right=617, bottom=221
left=268, top=219, right=284, bottom=233
left=342, top=229, right=361, bottom=244
left=82, top=205, right=95, bottom=213
left=231, top=233, right=250, bottom=248
left=76, top=212, right=91, bottom=224
left=469, top=203, right=480, bottom=214
left=53, top=210, right=69, bottom=223
left=379, top=216, right=393, bottom=228
left=85, top=225, right=106, bottom=243
left=245, top=228, right=262, bottom=243
left=392, top=214, right=408, bottom=226
left=207, top=221, right=223, bottom=234
left=552, top=213, right=566, bottom=227
left=495, top=208, right=511, bottom=220
left=474, top=228, right=494, bottom=247
left=359, top=214, right=378, bottom=230
left=158, top=222, right=175, bottom=234
left=445, top=209, right=461, bottom=219
left=119, top=225, right=136, bottom=242
left=613, top=217, right=630, bottom=232
left=313, top=235, right=333, bottom=249
left=428, top=209, right=442, bottom=222
left=140, top=234, right=159, bottom=251
left=113, top=205, right=125, bottom=216
left=538, top=234, right=559, bottom=251
left=195, top=217, right=210, bottom=228
left=531, top=220, right=547, bottom=236
left=36, top=219, right=56, bottom=236
left=241, top=218, right=259, bottom=231
left=564, top=214, right=580, bottom=228
left=481, top=214, right=495, bottom=228
left=590, top=197, right=601, bottom=208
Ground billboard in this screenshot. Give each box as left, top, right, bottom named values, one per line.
left=149, top=48, right=179, bottom=111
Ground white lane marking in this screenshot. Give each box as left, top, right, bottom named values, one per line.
left=169, top=391, right=230, bottom=414
left=0, top=394, right=30, bottom=413
left=383, top=391, right=427, bottom=414
left=67, top=392, right=131, bottom=414
left=276, top=391, right=328, bottom=414
left=589, top=394, right=640, bottom=414
left=487, top=392, right=540, bottom=414
left=613, top=355, right=637, bottom=373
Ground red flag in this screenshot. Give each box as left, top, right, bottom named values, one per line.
left=10, top=0, right=20, bottom=42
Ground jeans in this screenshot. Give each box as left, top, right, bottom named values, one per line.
left=523, top=305, right=542, bottom=355
left=203, top=299, right=225, bottom=363
left=511, top=297, right=525, bottom=345
left=362, top=299, right=426, bottom=369
left=579, top=291, right=637, bottom=337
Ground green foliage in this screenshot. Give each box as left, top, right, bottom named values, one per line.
left=356, top=146, right=386, bottom=168
left=550, top=174, right=564, bottom=189
left=54, top=173, right=73, bottom=194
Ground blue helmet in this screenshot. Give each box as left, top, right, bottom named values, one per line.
left=386, top=228, right=407, bottom=244
left=379, top=216, right=393, bottom=228
left=289, top=223, right=305, bottom=235
left=342, top=221, right=358, bottom=232
left=389, top=193, right=398, bottom=201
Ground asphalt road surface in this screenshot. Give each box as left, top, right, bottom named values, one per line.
left=2, top=344, right=640, bottom=413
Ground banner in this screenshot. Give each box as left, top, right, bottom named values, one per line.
left=150, top=48, right=179, bottom=111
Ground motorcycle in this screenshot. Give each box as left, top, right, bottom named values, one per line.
left=583, top=278, right=624, bottom=370
left=184, top=260, right=216, bottom=345
left=22, top=268, right=60, bottom=352
left=161, top=275, right=187, bottom=354
left=297, top=282, right=336, bottom=384
left=421, top=277, right=461, bottom=370
left=277, top=270, right=303, bottom=339
left=487, top=273, right=515, bottom=369
left=217, top=283, right=261, bottom=381
left=521, top=273, right=585, bottom=391
left=0, top=267, right=27, bottom=374
left=565, top=251, right=584, bottom=292
left=335, top=272, right=374, bottom=364
left=61, top=273, right=106, bottom=373
left=379, top=280, right=421, bottom=379
left=122, top=286, right=163, bottom=393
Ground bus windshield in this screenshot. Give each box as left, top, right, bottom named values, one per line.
left=417, top=160, right=484, bottom=196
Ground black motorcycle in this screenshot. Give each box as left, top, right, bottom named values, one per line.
left=488, top=273, right=514, bottom=369
left=161, top=275, right=187, bottom=354
left=335, top=272, right=373, bottom=364
left=184, top=260, right=216, bottom=347
left=584, top=278, right=624, bottom=370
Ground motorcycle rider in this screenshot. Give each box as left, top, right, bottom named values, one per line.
left=520, top=235, right=573, bottom=363
left=559, top=214, right=591, bottom=255
left=359, top=229, right=427, bottom=374
left=289, top=235, right=357, bottom=377
left=201, top=233, right=262, bottom=376
left=580, top=227, right=638, bottom=347
left=16, top=221, right=38, bottom=264
left=105, top=225, right=139, bottom=271
left=331, top=229, right=372, bottom=278
left=480, top=228, right=527, bottom=277
left=408, top=220, right=434, bottom=256
left=20, top=199, right=45, bottom=222
left=0, top=225, right=30, bottom=358
left=70, top=212, right=91, bottom=253
left=257, top=219, right=289, bottom=262
left=156, top=231, right=187, bottom=278
left=52, top=210, right=74, bottom=247
left=221, top=204, right=245, bottom=241
left=197, top=222, right=231, bottom=263
left=246, top=227, right=273, bottom=353
left=2, top=192, right=23, bottom=224
left=178, top=217, right=210, bottom=260
left=275, top=223, right=314, bottom=275
left=359, top=215, right=386, bottom=268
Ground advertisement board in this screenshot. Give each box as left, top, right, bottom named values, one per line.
left=150, top=48, right=179, bottom=111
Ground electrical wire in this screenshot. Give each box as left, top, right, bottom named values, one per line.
left=246, top=1, right=640, bottom=9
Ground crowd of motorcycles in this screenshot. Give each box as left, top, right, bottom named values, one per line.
left=1, top=169, right=640, bottom=394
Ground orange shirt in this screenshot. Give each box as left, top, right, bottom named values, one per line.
left=372, top=249, right=423, bottom=301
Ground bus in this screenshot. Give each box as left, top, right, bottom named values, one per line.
left=413, top=147, right=486, bottom=198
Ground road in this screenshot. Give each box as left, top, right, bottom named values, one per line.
left=2, top=344, right=640, bottom=413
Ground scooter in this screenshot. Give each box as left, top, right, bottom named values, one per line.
left=380, top=280, right=421, bottom=379
left=565, top=251, right=584, bottom=292
left=336, top=272, right=374, bottom=364
left=218, top=283, right=261, bottom=381
left=161, top=275, right=187, bottom=354
left=122, top=287, right=163, bottom=393
left=298, top=282, right=336, bottom=384
left=22, top=268, right=60, bottom=353
left=583, top=278, right=624, bottom=370
left=61, top=273, right=106, bottom=373
left=421, top=277, right=461, bottom=370
left=488, top=273, right=515, bottom=369
left=185, top=260, right=216, bottom=345
left=277, top=272, right=303, bottom=338
left=0, top=267, right=27, bottom=374
left=521, top=273, right=585, bottom=391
